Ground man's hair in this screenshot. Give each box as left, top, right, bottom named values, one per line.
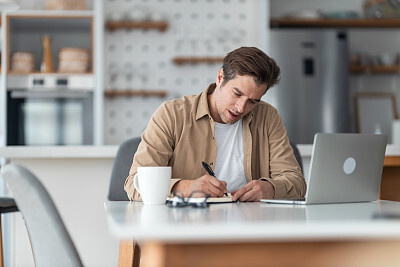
left=221, top=47, right=280, bottom=93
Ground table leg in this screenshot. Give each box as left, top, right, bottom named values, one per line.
left=118, top=240, right=140, bottom=267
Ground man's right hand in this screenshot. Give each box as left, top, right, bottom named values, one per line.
left=172, top=175, right=227, bottom=197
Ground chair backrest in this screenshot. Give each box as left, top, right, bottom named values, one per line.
left=1, top=164, right=83, bottom=267
left=290, top=141, right=303, bottom=174
left=108, top=137, right=141, bottom=201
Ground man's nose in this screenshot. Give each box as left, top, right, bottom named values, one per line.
left=235, top=98, right=246, bottom=113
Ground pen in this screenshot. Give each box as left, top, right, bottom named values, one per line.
left=201, top=161, right=228, bottom=196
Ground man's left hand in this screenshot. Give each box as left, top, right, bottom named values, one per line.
left=231, top=180, right=275, bottom=202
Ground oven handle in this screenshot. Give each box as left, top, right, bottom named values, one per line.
left=10, top=90, right=91, bottom=99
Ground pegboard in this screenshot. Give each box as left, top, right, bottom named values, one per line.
left=104, top=0, right=266, bottom=144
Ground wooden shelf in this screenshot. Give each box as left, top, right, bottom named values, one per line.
left=104, top=90, right=167, bottom=98
left=173, top=57, right=224, bottom=65
left=350, top=64, right=400, bottom=74
left=270, top=18, right=400, bottom=28
left=105, top=20, right=169, bottom=32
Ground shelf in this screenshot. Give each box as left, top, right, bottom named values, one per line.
left=105, top=21, right=169, bottom=32
left=350, top=64, right=400, bottom=74
left=5, top=10, right=94, bottom=18
left=7, top=72, right=93, bottom=75
left=270, top=18, right=400, bottom=28
left=104, top=90, right=167, bottom=98
left=172, top=57, right=224, bottom=65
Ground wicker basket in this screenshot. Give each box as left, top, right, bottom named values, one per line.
left=58, top=47, right=89, bottom=73
left=11, top=52, right=35, bottom=73
left=46, top=0, right=86, bottom=10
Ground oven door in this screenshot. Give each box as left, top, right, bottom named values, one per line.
left=7, top=90, right=93, bottom=145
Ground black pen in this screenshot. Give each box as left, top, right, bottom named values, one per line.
left=201, top=161, right=228, bottom=196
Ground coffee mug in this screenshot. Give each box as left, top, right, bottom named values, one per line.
left=133, top=166, right=171, bottom=205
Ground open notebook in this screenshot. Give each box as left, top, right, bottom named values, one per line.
left=167, top=194, right=236, bottom=204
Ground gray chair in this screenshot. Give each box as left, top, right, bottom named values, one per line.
left=108, top=137, right=141, bottom=201
left=108, top=137, right=141, bottom=267
left=290, top=141, right=303, bottom=174
left=1, top=164, right=83, bottom=267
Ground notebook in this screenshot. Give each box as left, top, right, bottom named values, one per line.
left=261, top=133, right=387, bottom=205
left=167, top=194, right=236, bottom=204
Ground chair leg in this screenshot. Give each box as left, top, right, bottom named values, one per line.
left=118, top=240, right=141, bottom=267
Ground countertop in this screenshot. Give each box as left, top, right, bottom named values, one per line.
left=0, top=144, right=399, bottom=158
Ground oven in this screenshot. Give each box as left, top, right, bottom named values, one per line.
left=7, top=74, right=94, bottom=145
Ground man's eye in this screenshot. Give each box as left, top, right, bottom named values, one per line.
left=234, top=92, right=241, bottom=96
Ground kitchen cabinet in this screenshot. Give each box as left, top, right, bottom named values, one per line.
left=0, top=6, right=104, bottom=146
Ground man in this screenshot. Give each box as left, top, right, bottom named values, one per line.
left=125, top=47, right=306, bottom=202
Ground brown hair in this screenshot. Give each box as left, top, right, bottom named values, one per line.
left=221, top=47, right=280, bottom=93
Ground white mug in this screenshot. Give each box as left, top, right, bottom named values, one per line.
left=134, top=166, right=171, bottom=205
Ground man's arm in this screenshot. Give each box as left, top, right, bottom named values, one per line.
left=124, top=103, right=175, bottom=200
left=231, top=105, right=306, bottom=202
left=265, top=109, right=307, bottom=199
left=124, top=103, right=227, bottom=200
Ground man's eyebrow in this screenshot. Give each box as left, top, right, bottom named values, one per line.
left=233, top=88, right=261, bottom=102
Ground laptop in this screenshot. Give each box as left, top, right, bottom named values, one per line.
left=261, top=133, right=387, bottom=205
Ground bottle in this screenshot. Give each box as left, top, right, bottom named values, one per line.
left=41, top=35, right=54, bottom=73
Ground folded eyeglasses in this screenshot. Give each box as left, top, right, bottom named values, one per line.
left=166, top=190, right=210, bottom=208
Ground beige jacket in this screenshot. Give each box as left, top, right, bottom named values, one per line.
left=124, top=84, right=307, bottom=200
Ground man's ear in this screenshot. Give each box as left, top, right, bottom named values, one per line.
left=216, top=68, right=224, bottom=86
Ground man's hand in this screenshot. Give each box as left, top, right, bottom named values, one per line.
left=231, top=180, right=275, bottom=202
left=172, top=175, right=227, bottom=197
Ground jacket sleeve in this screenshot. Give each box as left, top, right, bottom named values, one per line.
left=262, top=107, right=307, bottom=199
left=124, top=103, right=180, bottom=201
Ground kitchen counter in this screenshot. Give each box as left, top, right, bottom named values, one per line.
left=0, top=146, right=118, bottom=158
left=297, top=144, right=400, bottom=157
left=1, top=144, right=400, bottom=159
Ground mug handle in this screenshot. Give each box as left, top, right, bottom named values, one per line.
left=133, top=173, right=141, bottom=195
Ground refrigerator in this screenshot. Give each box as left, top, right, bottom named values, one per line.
left=265, top=29, right=351, bottom=144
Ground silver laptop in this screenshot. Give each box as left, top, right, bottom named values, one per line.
left=261, top=133, right=387, bottom=205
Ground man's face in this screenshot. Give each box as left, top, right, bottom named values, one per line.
left=209, top=69, right=266, bottom=124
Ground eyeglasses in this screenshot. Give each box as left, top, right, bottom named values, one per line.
left=167, top=190, right=210, bottom=208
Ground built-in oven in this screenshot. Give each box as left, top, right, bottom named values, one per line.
left=7, top=74, right=94, bottom=145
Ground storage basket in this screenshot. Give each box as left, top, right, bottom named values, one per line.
left=11, top=52, right=35, bottom=73
left=58, top=47, right=89, bottom=73
left=46, top=0, right=86, bottom=10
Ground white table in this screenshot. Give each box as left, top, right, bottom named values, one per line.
left=105, top=200, right=400, bottom=267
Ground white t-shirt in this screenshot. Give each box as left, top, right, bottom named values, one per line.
left=213, top=119, right=247, bottom=192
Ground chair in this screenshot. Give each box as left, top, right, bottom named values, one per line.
left=108, top=137, right=141, bottom=267
left=0, top=197, right=18, bottom=267
left=290, top=141, right=303, bottom=174
left=108, top=137, right=141, bottom=201
left=1, top=164, right=83, bottom=267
